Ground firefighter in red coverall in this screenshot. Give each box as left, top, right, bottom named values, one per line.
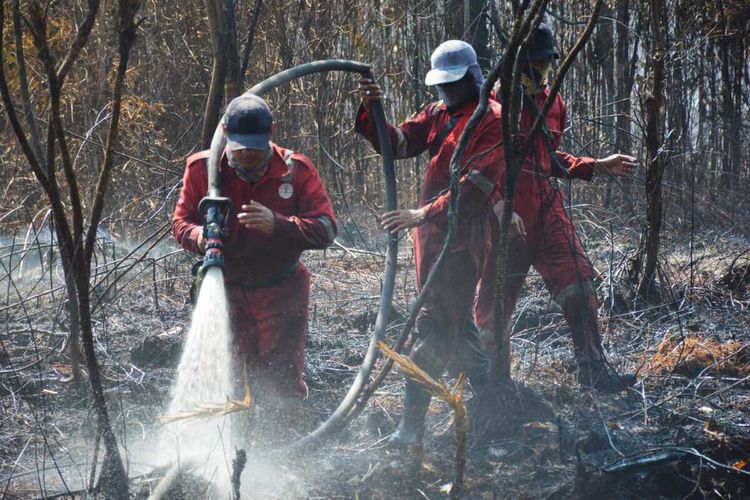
left=173, top=94, right=336, bottom=399
left=358, top=40, right=501, bottom=446
left=475, top=24, right=637, bottom=392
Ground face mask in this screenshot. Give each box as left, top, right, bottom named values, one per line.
left=437, top=86, right=463, bottom=108
left=437, top=74, right=477, bottom=108
left=521, top=61, right=551, bottom=96
left=227, top=148, right=272, bottom=182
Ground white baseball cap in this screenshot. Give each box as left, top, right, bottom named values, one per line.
left=425, top=40, right=480, bottom=86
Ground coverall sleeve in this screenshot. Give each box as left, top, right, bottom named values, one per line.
left=172, top=155, right=207, bottom=255
left=421, top=116, right=504, bottom=221
left=273, top=156, right=338, bottom=250
left=355, top=103, right=435, bottom=159
left=553, top=151, right=596, bottom=180
left=552, top=101, right=596, bottom=181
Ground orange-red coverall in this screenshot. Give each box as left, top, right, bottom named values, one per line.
left=173, top=143, right=336, bottom=396
left=476, top=89, right=603, bottom=361
left=356, top=98, right=503, bottom=379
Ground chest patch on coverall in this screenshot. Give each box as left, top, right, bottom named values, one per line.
left=279, top=151, right=296, bottom=199
left=278, top=183, right=293, bottom=199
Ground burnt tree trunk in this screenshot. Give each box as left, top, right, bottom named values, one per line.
left=614, top=0, right=632, bottom=154
left=239, top=0, right=263, bottom=88
left=409, top=0, right=422, bottom=205
left=17, top=0, right=85, bottom=377
left=639, top=0, right=666, bottom=300
left=466, top=0, right=491, bottom=72
left=445, top=0, right=465, bottom=40
left=224, top=0, right=241, bottom=101
left=201, top=0, right=237, bottom=148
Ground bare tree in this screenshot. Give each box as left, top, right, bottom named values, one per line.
left=466, top=0, right=491, bottom=71
left=201, top=0, right=241, bottom=148
left=0, top=0, right=142, bottom=496
left=614, top=0, right=634, bottom=156
left=239, top=0, right=263, bottom=88
left=638, top=0, right=666, bottom=300
left=444, top=0, right=465, bottom=39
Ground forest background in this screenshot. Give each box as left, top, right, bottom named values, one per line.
left=2, top=0, right=748, bottom=240
left=1, top=0, right=749, bottom=498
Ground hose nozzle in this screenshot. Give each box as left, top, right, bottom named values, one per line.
left=198, top=195, right=232, bottom=272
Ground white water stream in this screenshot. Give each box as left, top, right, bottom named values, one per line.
left=158, top=266, right=235, bottom=490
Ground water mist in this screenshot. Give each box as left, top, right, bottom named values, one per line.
left=158, top=266, right=235, bottom=490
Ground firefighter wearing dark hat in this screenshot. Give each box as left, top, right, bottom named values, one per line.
left=476, top=23, right=638, bottom=392
left=357, top=40, right=502, bottom=446
left=173, top=94, right=337, bottom=399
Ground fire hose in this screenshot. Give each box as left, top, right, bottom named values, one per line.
left=143, top=68, right=476, bottom=500
left=203, top=60, right=399, bottom=447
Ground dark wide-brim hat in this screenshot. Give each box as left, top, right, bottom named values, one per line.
left=223, top=94, right=273, bottom=151
left=526, top=23, right=560, bottom=62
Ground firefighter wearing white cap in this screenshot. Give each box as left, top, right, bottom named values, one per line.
left=356, top=41, right=503, bottom=446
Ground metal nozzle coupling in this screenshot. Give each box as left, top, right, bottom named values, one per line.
left=198, top=195, right=232, bottom=272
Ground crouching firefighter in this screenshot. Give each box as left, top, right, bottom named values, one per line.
left=357, top=40, right=503, bottom=446
left=172, top=94, right=337, bottom=400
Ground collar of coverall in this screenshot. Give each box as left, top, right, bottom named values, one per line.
left=523, top=83, right=551, bottom=98
left=220, top=143, right=293, bottom=181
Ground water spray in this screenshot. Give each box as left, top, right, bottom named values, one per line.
left=156, top=150, right=234, bottom=496
left=155, top=60, right=397, bottom=495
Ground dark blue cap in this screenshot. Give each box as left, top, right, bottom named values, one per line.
left=223, top=94, right=272, bottom=151
left=526, top=23, right=559, bottom=61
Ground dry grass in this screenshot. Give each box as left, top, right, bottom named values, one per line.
left=376, top=341, right=467, bottom=496
left=376, top=341, right=466, bottom=412
left=160, top=372, right=253, bottom=423
left=648, top=334, right=750, bottom=377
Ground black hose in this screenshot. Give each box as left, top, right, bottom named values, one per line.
left=205, top=60, right=398, bottom=449
left=246, top=60, right=370, bottom=96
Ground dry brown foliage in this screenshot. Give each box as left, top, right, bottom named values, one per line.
left=160, top=371, right=253, bottom=423
left=376, top=341, right=466, bottom=413
left=649, top=334, right=750, bottom=377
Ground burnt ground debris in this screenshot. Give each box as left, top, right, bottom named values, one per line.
left=1, top=222, right=749, bottom=499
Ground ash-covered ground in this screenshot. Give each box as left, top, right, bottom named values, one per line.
left=1, top=221, right=749, bottom=499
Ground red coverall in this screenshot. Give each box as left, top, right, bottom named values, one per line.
left=356, top=98, right=503, bottom=381
left=173, top=143, right=337, bottom=397
left=475, top=88, right=603, bottom=361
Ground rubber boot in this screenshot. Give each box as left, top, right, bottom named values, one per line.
left=388, top=380, right=431, bottom=447
left=578, top=359, right=636, bottom=393
left=560, top=285, right=636, bottom=393
left=560, top=287, right=605, bottom=363
left=455, top=320, right=492, bottom=396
